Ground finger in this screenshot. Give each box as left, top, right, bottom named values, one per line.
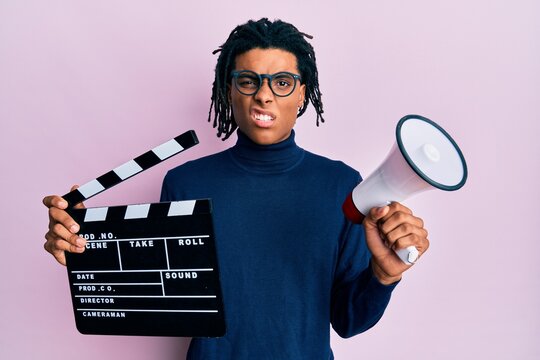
left=43, top=185, right=78, bottom=209
left=45, top=231, right=86, bottom=253
left=44, top=234, right=85, bottom=266
left=74, top=201, right=86, bottom=210
left=379, top=211, right=424, bottom=237
left=68, top=184, right=87, bottom=209
left=383, top=222, right=428, bottom=248
left=380, top=201, right=413, bottom=222
left=42, top=195, right=68, bottom=210
left=363, top=206, right=393, bottom=258
left=392, top=234, right=430, bottom=254
left=364, top=205, right=390, bottom=229
left=44, top=240, right=67, bottom=266
left=43, top=185, right=85, bottom=209
left=50, top=222, right=86, bottom=248
left=45, top=232, right=86, bottom=254
left=49, top=207, right=80, bottom=234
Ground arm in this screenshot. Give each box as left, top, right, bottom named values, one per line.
left=330, top=202, right=429, bottom=338
left=330, top=222, right=398, bottom=338
left=160, top=171, right=175, bottom=202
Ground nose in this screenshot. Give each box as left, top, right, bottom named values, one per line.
left=254, top=78, right=274, bottom=103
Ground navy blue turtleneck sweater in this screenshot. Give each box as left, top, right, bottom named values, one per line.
left=160, top=130, right=397, bottom=359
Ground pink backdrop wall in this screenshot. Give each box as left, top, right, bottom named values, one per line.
left=1, top=1, right=539, bottom=359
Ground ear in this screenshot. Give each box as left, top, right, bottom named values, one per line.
left=298, top=84, right=306, bottom=108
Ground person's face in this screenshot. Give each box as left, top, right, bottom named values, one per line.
left=230, top=48, right=306, bottom=145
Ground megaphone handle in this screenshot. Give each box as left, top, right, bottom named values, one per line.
left=344, top=195, right=420, bottom=265
left=395, top=246, right=419, bottom=265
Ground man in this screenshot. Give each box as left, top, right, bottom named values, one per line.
left=43, top=18, right=429, bottom=359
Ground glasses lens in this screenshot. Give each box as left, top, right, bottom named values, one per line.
left=234, top=71, right=260, bottom=95
left=271, top=73, right=296, bottom=96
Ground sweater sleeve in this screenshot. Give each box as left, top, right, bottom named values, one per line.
left=330, top=184, right=399, bottom=338
left=160, top=172, right=172, bottom=202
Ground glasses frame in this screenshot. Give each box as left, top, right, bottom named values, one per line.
left=230, top=70, right=302, bottom=97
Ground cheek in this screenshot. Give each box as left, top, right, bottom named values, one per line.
left=281, top=99, right=300, bottom=116
left=231, top=94, right=250, bottom=122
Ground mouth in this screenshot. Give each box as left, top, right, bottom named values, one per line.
left=254, top=113, right=274, bottom=122
left=251, top=109, right=276, bottom=127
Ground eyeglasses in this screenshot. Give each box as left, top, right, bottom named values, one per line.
left=231, top=70, right=302, bottom=97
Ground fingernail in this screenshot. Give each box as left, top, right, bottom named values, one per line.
left=75, top=246, right=85, bottom=253
left=58, top=200, right=68, bottom=208
left=76, top=237, right=86, bottom=247
left=70, top=224, right=79, bottom=233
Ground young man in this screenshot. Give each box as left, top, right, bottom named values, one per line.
left=43, top=18, right=429, bottom=359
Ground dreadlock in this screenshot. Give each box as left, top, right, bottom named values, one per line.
left=208, top=18, right=325, bottom=140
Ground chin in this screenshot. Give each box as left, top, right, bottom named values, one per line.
left=248, top=133, right=275, bottom=145
left=245, top=129, right=287, bottom=145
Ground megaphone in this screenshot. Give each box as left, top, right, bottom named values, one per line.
left=342, top=115, right=468, bottom=264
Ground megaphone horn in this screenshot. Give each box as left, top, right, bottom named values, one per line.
left=342, top=115, right=468, bottom=264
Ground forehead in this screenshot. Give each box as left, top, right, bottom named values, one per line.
left=234, top=48, right=299, bottom=73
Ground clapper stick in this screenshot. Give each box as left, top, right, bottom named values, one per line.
left=62, top=130, right=199, bottom=208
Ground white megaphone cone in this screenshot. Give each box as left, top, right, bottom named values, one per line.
left=342, top=115, right=468, bottom=264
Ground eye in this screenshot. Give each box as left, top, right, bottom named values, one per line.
left=236, top=75, right=259, bottom=89
left=276, top=80, right=291, bottom=87
left=272, top=74, right=294, bottom=89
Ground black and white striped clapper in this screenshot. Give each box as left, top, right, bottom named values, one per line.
left=63, top=130, right=226, bottom=337
left=62, top=130, right=199, bottom=208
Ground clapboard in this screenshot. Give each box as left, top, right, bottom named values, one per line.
left=63, top=130, right=226, bottom=337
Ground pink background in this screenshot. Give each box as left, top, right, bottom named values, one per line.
left=1, top=1, right=539, bottom=359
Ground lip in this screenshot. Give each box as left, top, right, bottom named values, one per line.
left=250, top=108, right=276, bottom=128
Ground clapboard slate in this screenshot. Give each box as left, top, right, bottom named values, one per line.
left=63, top=131, right=226, bottom=337
left=65, top=200, right=225, bottom=337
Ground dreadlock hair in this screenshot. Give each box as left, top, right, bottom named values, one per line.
left=208, top=18, right=325, bottom=140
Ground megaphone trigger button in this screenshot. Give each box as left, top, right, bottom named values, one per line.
left=407, top=247, right=419, bottom=264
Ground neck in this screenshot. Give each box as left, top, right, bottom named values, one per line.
left=228, top=130, right=304, bottom=174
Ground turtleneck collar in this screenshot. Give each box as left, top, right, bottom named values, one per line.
left=228, top=129, right=305, bottom=174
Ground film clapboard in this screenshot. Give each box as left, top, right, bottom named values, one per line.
left=63, top=130, right=226, bottom=337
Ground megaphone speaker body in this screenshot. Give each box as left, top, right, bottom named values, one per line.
left=342, top=115, right=468, bottom=264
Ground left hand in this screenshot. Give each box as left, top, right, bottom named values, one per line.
left=363, top=202, right=429, bottom=285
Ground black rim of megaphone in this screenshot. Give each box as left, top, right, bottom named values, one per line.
left=396, top=114, right=468, bottom=191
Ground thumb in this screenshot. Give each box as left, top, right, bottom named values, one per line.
left=363, top=205, right=391, bottom=259
left=363, top=205, right=389, bottom=230
left=69, top=184, right=86, bottom=209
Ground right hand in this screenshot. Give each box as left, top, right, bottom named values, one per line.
left=43, top=185, right=87, bottom=266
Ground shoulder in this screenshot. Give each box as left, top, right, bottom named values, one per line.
left=164, top=149, right=228, bottom=181
left=161, top=149, right=232, bottom=201
left=302, top=149, right=362, bottom=183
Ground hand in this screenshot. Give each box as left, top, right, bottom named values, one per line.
left=363, top=202, right=429, bottom=285
left=42, top=185, right=87, bottom=266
